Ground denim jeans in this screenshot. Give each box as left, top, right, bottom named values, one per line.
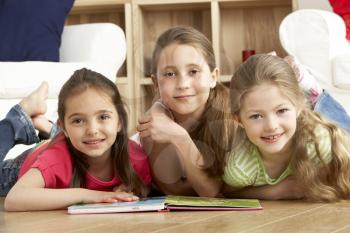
left=314, top=91, right=350, bottom=133
left=0, top=105, right=39, bottom=161
left=0, top=104, right=60, bottom=196
left=0, top=148, right=33, bottom=196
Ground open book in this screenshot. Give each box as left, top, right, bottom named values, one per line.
left=68, top=196, right=262, bottom=214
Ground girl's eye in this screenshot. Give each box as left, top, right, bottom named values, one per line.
left=189, top=69, right=200, bottom=76
left=277, top=108, right=289, bottom=114
left=162, top=71, right=176, bottom=78
left=100, top=114, right=111, bottom=121
left=72, top=118, right=83, bottom=125
left=249, top=114, right=262, bottom=120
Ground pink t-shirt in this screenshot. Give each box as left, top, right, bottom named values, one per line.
left=18, top=135, right=152, bottom=191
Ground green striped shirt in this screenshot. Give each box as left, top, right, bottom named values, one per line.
left=223, top=125, right=332, bottom=188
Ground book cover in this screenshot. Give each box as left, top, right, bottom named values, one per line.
left=165, top=195, right=262, bottom=211
left=68, top=197, right=166, bottom=214
left=67, top=196, right=262, bottom=214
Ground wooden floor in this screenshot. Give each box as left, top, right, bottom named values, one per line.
left=1, top=198, right=350, bottom=233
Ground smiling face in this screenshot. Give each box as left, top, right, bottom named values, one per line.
left=61, top=88, right=121, bottom=161
left=154, top=43, right=217, bottom=121
left=237, top=83, right=298, bottom=159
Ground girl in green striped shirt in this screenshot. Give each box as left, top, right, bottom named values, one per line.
left=223, top=54, right=350, bottom=202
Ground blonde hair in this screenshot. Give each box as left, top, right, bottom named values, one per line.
left=151, top=26, right=236, bottom=177
left=230, top=54, right=350, bottom=202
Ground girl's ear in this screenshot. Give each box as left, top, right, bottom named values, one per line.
left=210, top=67, right=219, bottom=88
left=234, top=114, right=244, bottom=128
left=117, top=121, right=122, bottom=133
left=58, top=120, right=69, bottom=137
left=151, top=74, right=159, bottom=90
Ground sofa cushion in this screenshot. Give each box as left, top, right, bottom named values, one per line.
left=332, top=53, right=350, bottom=89
left=0, top=61, right=102, bottom=99
left=279, top=9, right=350, bottom=88
left=0, top=0, right=74, bottom=62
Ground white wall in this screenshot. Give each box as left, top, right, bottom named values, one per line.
left=297, top=0, right=332, bottom=11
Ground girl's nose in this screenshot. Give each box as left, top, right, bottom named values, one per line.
left=264, top=116, right=278, bottom=132
left=86, top=120, right=99, bottom=136
left=176, top=73, right=190, bottom=90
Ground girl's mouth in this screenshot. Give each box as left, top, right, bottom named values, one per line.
left=174, top=95, right=194, bottom=100
left=261, top=133, right=283, bottom=143
left=83, top=139, right=104, bottom=145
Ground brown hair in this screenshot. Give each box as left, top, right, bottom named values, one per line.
left=230, top=54, right=350, bottom=202
left=151, top=26, right=236, bottom=177
left=57, top=68, right=148, bottom=197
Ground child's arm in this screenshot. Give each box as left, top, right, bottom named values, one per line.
left=5, top=168, right=139, bottom=211
left=138, top=109, right=222, bottom=197
left=222, top=176, right=304, bottom=200
left=170, top=130, right=223, bottom=197
left=138, top=101, right=173, bottom=155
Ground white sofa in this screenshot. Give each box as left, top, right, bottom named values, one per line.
left=0, top=23, right=126, bottom=159
left=279, top=9, right=350, bottom=113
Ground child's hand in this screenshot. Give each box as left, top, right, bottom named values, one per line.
left=276, top=176, right=305, bottom=200
left=88, top=190, right=139, bottom=204
left=113, top=184, right=133, bottom=194
left=137, top=112, right=186, bottom=143
left=223, top=176, right=304, bottom=200
left=149, top=101, right=174, bottom=119
left=259, top=176, right=304, bottom=200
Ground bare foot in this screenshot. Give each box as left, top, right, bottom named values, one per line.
left=32, top=115, right=53, bottom=136
left=19, top=82, right=49, bottom=117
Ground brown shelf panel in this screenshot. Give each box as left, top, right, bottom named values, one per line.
left=219, top=1, right=292, bottom=75
left=140, top=78, right=153, bottom=85
left=72, top=0, right=128, bottom=12
left=139, top=2, right=212, bottom=76
left=116, top=77, right=128, bottom=85
left=218, top=0, right=291, bottom=8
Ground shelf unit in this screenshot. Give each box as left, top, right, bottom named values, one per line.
left=68, top=0, right=297, bottom=132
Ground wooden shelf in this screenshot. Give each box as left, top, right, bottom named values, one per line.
left=220, top=75, right=233, bottom=83
left=136, top=2, right=212, bottom=77
left=68, top=0, right=295, bottom=132
left=73, top=0, right=128, bottom=8
left=218, top=0, right=291, bottom=7
left=140, top=78, right=153, bottom=85
left=116, top=77, right=128, bottom=85
left=218, top=0, right=292, bottom=75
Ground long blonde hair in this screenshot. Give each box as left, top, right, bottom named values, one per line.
left=230, top=54, right=350, bottom=202
left=151, top=26, right=236, bottom=177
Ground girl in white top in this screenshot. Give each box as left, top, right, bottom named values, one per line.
left=137, top=26, right=235, bottom=197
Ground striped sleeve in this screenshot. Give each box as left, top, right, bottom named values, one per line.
left=223, top=143, right=259, bottom=188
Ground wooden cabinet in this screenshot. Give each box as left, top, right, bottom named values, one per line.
left=68, top=0, right=296, bottom=132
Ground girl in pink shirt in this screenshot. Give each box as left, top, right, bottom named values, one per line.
left=5, top=68, right=151, bottom=211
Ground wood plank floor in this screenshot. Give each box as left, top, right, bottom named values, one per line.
left=1, top=198, right=350, bottom=233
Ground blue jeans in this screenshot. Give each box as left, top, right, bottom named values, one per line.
left=0, top=105, right=39, bottom=160
left=0, top=104, right=60, bottom=196
left=314, top=91, right=350, bottom=133
left=0, top=148, right=33, bottom=196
